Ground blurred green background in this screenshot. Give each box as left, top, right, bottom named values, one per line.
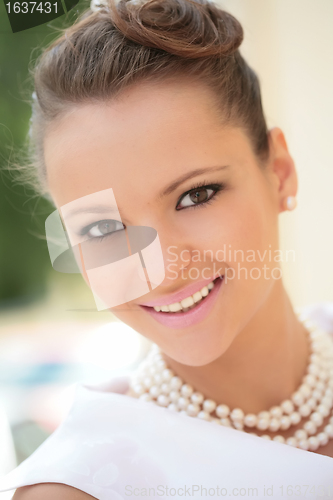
left=0, top=0, right=90, bottom=311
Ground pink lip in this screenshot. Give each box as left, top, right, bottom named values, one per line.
left=140, top=276, right=224, bottom=329
left=139, top=273, right=223, bottom=307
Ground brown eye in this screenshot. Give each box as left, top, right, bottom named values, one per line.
left=189, top=188, right=209, bottom=204
left=177, top=186, right=216, bottom=210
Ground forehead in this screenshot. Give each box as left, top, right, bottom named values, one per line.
left=44, top=80, right=251, bottom=209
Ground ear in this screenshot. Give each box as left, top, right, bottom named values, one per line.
left=267, top=127, right=298, bottom=213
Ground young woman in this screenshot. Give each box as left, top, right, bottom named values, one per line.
left=1, top=0, right=333, bottom=498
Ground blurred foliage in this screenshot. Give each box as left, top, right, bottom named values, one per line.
left=0, top=0, right=90, bottom=307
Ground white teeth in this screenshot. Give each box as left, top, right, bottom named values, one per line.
left=181, top=296, right=194, bottom=308
left=153, top=280, right=215, bottom=313
left=192, top=291, right=202, bottom=303
left=168, top=302, right=182, bottom=312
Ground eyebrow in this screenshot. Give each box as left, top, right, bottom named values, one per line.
left=159, top=165, right=230, bottom=198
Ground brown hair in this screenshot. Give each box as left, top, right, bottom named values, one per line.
left=26, top=0, right=269, bottom=199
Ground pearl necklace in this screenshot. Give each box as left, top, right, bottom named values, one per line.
left=129, top=316, right=333, bottom=452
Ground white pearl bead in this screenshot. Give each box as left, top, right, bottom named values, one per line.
left=203, top=399, right=217, bottom=414
left=322, top=396, right=333, bottom=407
left=191, top=392, right=204, bottom=405
left=303, top=420, right=317, bottom=435
left=211, top=417, right=221, bottom=425
left=162, top=368, right=174, bottom=382
left=300, top=384, right=311, bottom=398
left=317, top=403, right=330, bottom=417
left=310, top=412, right=323, bottom=427
left=149, top=365, right=157, bottom=375
left=280, top=416, right=291, bottom=430
left=268, top=418, right=281, bottom=432
left=157, top=394, right=170, bottom=407
left=303, top=374, right=317, bottom=388
left=230, top=408, right=244, bottom=421
left=187, top=403, right=200, bottom=417
left=167, top=403, right=179, bottom=411
left=280, top=400, right=294, bottom=415
left=295, top=429, right=308, bottom=441
left=299, top=404, right=311, bottom=417
left=161, top=383, right=171, bottom=395
left=298, top=439, right=309, bottom=450
left=216, top=404, right=230, bottom=418
left=318, top=370, right=328, bottom=381
left=153, top=373, right=163, bottom=385
left=233, top=420, right=244, bottom=430
left=179, top=410, right=188, bottom=416
left=313, top=389, right=323, bottom=401
left=273, top=435, right=285, bottom=443
left=156, top=359, right=167, bottom=371
left=317, top=432, right=329, bottom=446
left=169, top=390, right=180, bottom=403
left=149, top=385, right=161, bottom=398
left=220, top=417, right=232, bottom=427
left=289, top=411, right=301, bottom=425
left=316, top=380, right=326, bottom=392
left=178, top=397, right=190, bottom=410
left=306, top=398, right=317, bottom=410
left=261, top=434, right=271, bottom=440
left=244, top=414, right=258, bottom=428
left=307, top=363, right=320, bottom=376
left=197, top=411, right=211, bottom=421
left=291, top=392, right=304, bottom=406
left=325, top=388, right=333, bottom=398
left=143, top=376, right=154, bottom=389
left=181, top=384, right=194, bottom=398
left=270, top=406, right=283, bottom=418
left=324, top=424, right=333, bottom=438
left=258, top=411, right=270, bottom=420
left=257, top=417, right=270, bottom=431
left=139, top=393, right=153, bottom=402
left=309, top=354, right=320, bottom=365
left=308, top=436, right=320, bottom=451
left=133, top=383, right=145, bottom=395
left=329, top=416, right=333, bottom=425
left=286, top=437, right=298, bottom=447
left=170, top=376, right=183, bottom=390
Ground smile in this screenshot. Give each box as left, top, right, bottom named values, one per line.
left=139, top=276, right=224, bottom=329
left=153, top=280, right=215, bottom=313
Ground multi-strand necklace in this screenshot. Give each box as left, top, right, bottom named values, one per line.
left=129, top=316, right=333, bottom=452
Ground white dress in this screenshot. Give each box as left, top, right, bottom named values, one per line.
left=0, top=302, right=333, bottom=500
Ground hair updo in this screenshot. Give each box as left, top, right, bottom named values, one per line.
left=27, top=0, right=269, bottom=198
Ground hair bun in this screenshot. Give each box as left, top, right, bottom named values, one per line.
left=98, top=0, right=243, bottom=58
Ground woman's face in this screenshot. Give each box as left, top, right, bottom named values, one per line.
left=45, top=80, right=286, bottom=366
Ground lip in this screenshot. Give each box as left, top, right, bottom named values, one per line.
left=139, top=275, right=224, bottom=329
left=139, top=272, right=223, bottom=307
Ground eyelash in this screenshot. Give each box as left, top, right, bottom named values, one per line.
left=176, top=181, right=225, bottom=211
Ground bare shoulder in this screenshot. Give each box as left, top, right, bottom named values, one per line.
left=12, top=482, right=97, bottom=499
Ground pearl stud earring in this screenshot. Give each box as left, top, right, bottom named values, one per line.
left=284, top=196, right=297, bottom=211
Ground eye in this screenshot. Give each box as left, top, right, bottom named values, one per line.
left=84, top=219, right=124, bottom=239
left=176, top=184, right=222, bottom=210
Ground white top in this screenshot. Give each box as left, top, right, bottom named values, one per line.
left=0, top=302, right=333, bottom=500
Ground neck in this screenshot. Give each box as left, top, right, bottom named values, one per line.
left=162, top=281, right=310, bottom=414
